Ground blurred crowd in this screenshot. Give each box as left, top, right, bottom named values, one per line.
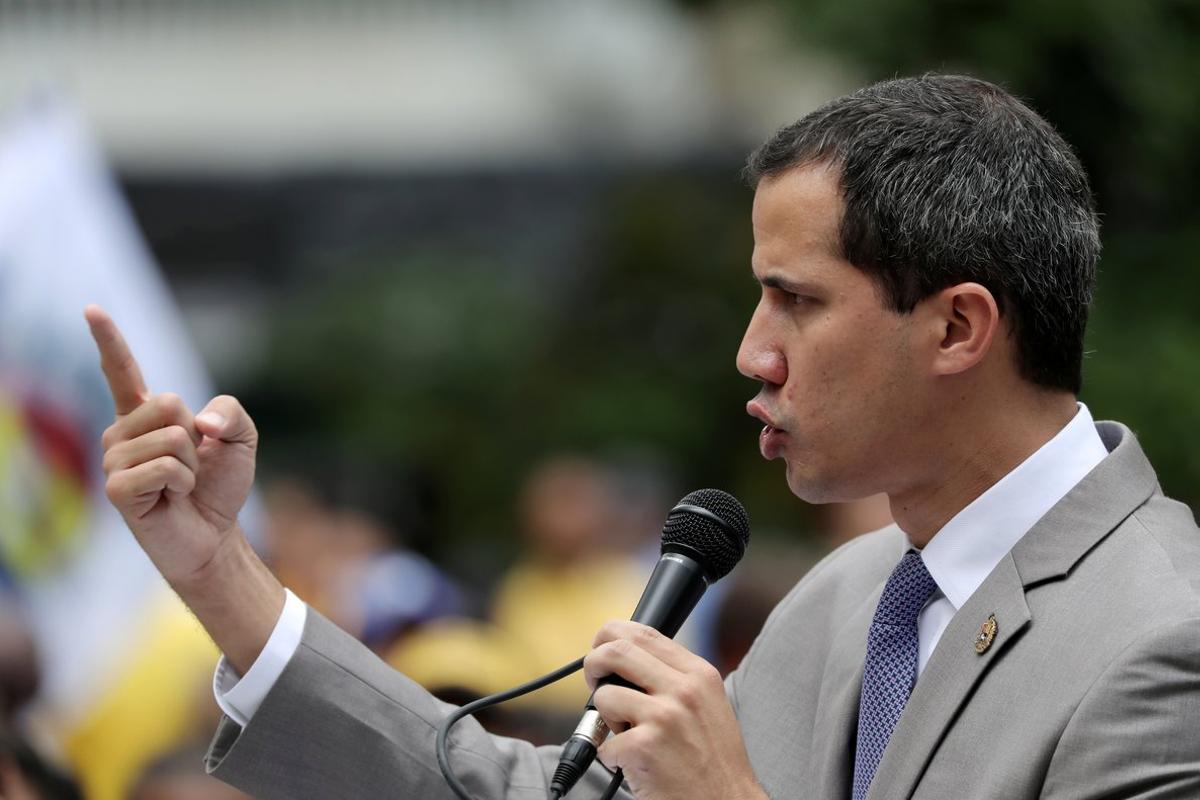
left=0, top=449, right=891, bottom=799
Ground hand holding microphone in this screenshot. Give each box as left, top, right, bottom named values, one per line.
left=551, top=491, right=767, bottom=800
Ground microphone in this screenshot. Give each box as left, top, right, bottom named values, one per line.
left=549, top=489, right=750, bottom=798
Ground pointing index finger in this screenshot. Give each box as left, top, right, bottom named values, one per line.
left=85, top=305, right=150, bottom=415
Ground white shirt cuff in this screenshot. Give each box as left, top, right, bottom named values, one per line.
left=212, top=588, right=307, bottom=727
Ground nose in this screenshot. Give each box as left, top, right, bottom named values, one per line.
left=736, top=300, right=787, bottom=387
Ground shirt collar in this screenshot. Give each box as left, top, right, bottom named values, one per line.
left=918, top=403, right=1109, bottom=610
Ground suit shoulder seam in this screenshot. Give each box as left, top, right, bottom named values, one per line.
left=1127, top=510, right=1200, bottom=605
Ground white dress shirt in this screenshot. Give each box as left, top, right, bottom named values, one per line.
left=213, top=405, right=1109, bottom=722
left=914, top=404, right=1108, bottom=674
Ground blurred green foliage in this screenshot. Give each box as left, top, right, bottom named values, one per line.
left=245, top=170, right=810, bottom=564
left=768, top=0, right=1200, bottom=507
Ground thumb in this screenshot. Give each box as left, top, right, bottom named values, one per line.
left=195, top=395, right=258, bottom=447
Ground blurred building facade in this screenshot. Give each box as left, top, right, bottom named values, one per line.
left=0, top=0, right=845, bottom=175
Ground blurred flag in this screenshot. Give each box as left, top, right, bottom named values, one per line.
left=0, top=97, right=232, bottom=798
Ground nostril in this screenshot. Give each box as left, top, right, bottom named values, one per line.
left=751, top=353, right=787, bottom=388
left=737, top=345, right=784, bottom=384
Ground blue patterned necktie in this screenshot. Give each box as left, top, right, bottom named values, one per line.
left=851, top=550, right=939, bottom=800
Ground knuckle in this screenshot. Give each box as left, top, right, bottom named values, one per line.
left=675, top=678, right=703, bottom=710
left=157, top=392, right=185, bottom=417
left=113, top=351, right=137, bottom=373
left=101, top=423, right=120, bottom=451
left=214, top=394, right=258, bottom=439
left=147, top=456, right=167, bottom=479
left=104, top=445, right=134, bottom=476
left=696, top=661, right=722, bottom=688
left=632, top=625, right=662, bottom=646
left=586, top=640, right=628, bottom=678
left=608, top=638, right=634, bottom=658
left=154, top=455, right=182, bottom=478
left=157, top=457, right=193, bottom=491
left=593, top=620, right=621, bottom=646
left=215, top=394, right=249, bottom=420
left=164, top=425, right=191, bottom=451
left=591, top=684, right=614, bottom=709
left=583, top=652, right=601, bottom=679
left=643, top=700, right=674, bottom=728
left=105, top=474, right=127, bottom=504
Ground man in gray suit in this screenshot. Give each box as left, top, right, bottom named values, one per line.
left=88, top=74, right=1200, bottom=799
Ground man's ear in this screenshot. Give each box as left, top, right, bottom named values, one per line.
left=925, top=283, right=1001, bottom=377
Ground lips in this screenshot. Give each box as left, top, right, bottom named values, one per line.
left=746, top=399, right=788, bottom=459
left=759, top=425, right=789, bottom=459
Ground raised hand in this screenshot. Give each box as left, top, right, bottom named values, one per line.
left=86, top=304, right=256, bottom=584
left=86, top=305, right=281, bottom=672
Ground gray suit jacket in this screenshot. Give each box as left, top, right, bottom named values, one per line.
left=206, top=422, right=1200, bottom=798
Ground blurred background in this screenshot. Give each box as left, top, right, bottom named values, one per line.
left=0, top=0, right=1196, bottom=797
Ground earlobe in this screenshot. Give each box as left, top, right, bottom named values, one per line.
left=933, top=283, right=1000, bottom=376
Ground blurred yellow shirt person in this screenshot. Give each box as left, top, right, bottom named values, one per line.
left=392, top=457, right=647, bottom=711
left=64, top=595, right=219, bottom=800
left=488, top=553, right=645, bottom=709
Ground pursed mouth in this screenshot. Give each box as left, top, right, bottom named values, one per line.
left=745, top=398, right=784, bottom=432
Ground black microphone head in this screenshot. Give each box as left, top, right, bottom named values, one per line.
left=660, top=489, right=750, bottom=582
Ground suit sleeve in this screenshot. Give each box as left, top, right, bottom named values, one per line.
left=1042, top=617, right=1200, bottom=799
left=204, top=609, right=633, bottom=800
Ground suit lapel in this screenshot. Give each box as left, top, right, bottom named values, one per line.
left=809, top=584, right=883, bottom=800
left=1009, top=421, right=1158, bottom=587
left=865, top=422, right=1158, bottom=799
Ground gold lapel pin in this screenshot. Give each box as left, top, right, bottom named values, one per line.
left=975, top=614, right=998, bottom=654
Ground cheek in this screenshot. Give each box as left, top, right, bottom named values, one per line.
left=781, top=329, right=848, bottom=411
left=785, top=320, right=909, bottom=434
left=854, top=331, right=922, bottom=438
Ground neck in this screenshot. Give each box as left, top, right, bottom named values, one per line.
left=890, top=390, right=1079, bottom=548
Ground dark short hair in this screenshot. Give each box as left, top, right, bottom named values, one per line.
left=745, top=74, right=1099, bottom=394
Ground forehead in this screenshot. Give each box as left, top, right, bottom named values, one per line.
left=751, top=163, right=844, bottom=277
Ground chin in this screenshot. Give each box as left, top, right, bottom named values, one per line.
left=784, top=462, right=869, bottom=505
left=784, top=465, right=836, bottom=504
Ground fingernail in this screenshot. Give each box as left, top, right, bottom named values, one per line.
left=197, top=412, right=226, bottom=430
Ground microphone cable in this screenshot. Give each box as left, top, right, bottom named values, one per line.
left=436, top=655, right=624, bottom=800
left=439, top=488, right=748, bottom=800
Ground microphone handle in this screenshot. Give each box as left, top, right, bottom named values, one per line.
left=566, top=551, right=705, bottom=762
left=585, top=550, right=709, bottom=706
left=551, top=552, right=710, bottom=797
left=628, top=550, right=710, bottom=637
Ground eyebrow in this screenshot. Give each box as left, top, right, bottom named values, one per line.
left=755, top=272, right=821, bottom=295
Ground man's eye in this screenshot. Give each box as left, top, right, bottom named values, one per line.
left=765, top=285, right=813, bottom=307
